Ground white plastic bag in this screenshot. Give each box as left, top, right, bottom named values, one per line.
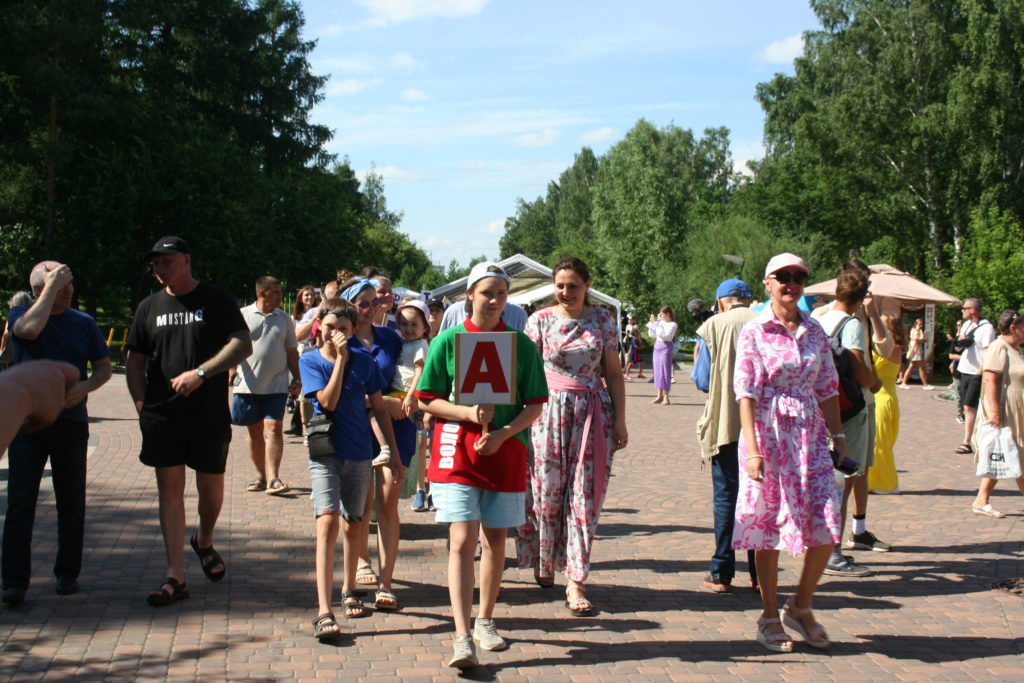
left=976, top=423, right=1023, bottom=480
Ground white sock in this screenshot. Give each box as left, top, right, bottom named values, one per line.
left=853, top=516, right=867, bottom=535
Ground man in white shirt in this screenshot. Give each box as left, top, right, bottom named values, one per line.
left=954, top=298, right=995, bottom=454
left=232, top=276, right=300, bottom=496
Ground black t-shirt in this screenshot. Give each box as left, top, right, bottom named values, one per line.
left=127, top=282, right=246, bottom=426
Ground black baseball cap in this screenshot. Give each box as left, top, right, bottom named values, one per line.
left=144, top=236, right=190, bottom=260
left=427, top=297, right=445, bottom=311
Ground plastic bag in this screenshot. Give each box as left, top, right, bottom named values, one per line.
left=976, top=423, right=1023, bottom=480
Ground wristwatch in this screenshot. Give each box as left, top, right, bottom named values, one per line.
left=195, top=367, right=207, bottom=380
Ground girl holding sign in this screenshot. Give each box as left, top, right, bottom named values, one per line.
left=415, top=262, right=548, bottom=669
left=515, top=257, right=629, bottom=617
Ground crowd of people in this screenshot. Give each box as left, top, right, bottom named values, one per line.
left=1, top=240, right=1022, bottom=667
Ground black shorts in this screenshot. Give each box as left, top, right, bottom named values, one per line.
left=961, top=372, right=983, bottom=410
left=139, top=414, right=232, bottom=474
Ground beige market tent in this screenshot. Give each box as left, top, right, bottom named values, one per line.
left=805, top=264, right=961, bottom=374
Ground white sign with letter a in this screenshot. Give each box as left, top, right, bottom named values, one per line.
left=454, top=332, right=517, bottom=405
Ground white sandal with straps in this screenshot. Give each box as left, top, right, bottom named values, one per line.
left=783, top=599, right=831, bottom=648
left=756, top=615, right=793, bottom=653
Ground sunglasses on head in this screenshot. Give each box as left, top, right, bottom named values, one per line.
left=768, top=270, right=808, bottom=286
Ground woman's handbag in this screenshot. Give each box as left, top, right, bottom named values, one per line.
left=306, top=412, right=335, bottom=459
left=976, top=423, right=1022, bottom=480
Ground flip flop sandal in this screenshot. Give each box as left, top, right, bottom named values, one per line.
left=341, top=592, right=367, bottom=619
left=147, top=577, right=189, bottom=606
left=313, top=612, right=341, bottom=640
left=190, top=533, right=226, bottom=582
left=266, top=478, right=290, bottom=495
left=955, top=443, right=973, bottom=454
left=374, top=588, right=399, bottom=611
left=972, top=503, right=1005, bottom=518
left=355, top=564, right=378, bottom=586
left=246, top=478, right=266, bottom=492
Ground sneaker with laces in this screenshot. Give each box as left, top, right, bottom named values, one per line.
left=412, top=489, right=427, bottom=512
left=823, top=556, right=872, bottom=577
left=473, top=618, right=508, bottom=651
left=845, top=530, right=893, bottom=552
left=955, top=413, right=965, bottom=424
left=426, top=492, right=436, bottom=511
left=371, top=445, right=391, bottom=469
left=448, top=634, right=478, bottom=668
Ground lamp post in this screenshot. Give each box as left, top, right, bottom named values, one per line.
left=722, top=254, right=745, bottom=277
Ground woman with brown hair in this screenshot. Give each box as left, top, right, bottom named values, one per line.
left=647, top=306, right=678, bottom=405
left=899, top=318, right=934, bottom=390
left=869, top=314, right=904, bottom=494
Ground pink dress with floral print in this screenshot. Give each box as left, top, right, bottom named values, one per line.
left=732, top=309, right=841, bottom=554
left=516, top=307, right=618, bottom=582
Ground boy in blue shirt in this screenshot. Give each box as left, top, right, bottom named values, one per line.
left=299, top=299, right=403, bottom=639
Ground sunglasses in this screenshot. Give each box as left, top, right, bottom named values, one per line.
left=355, top=300, right=375, bottom=310
left=768, top=270, right=808, bottom=286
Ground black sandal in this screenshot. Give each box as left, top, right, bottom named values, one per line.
left=342, top=591, right=367, bottom=618
left=955, top=442, right=973, bottom=454
left=147, top=577, right=189, bottom=606
left=190, top=533, right=226, bottom=582
left=313, top=612, right=341, bottom=640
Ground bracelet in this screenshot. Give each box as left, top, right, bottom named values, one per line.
left=830, top=433, right=846, bottom=440
left=745, top=455, right=763, bottom=461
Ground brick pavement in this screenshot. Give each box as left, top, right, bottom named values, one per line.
left=0, top=371, right=1021, bottom=681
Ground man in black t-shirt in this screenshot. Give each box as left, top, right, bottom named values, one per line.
left=126, top=236, right=251, bottom=606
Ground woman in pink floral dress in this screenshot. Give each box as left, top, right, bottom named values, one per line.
left=734, top=253, right=847, bottom=653
left=516, top=257, right=628, bottom=617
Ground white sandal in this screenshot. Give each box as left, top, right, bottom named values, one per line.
left=782, top=599, right=831, bottom=648
left=756, top=615, right=793, bottom=653
left=972, top=503, right=1005, bottom=518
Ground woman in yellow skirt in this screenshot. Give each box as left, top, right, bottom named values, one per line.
left=869, top=314, right=904, bottom=493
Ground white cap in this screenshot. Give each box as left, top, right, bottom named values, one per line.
left=466, top=261, right=510, bottom=292
left=398, top=299, right=430, bottom=322
left=764, top=252, right=808, bottom=277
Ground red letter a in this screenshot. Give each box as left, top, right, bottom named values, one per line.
left=461, top=341, right=509, bottom=394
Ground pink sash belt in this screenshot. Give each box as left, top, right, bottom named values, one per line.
left=545, top=372, right=609, bottom=508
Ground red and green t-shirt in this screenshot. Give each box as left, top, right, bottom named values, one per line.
left=415, top=319, right=547, bottom=492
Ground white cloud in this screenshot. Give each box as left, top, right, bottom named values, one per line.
left=578, top=127, right=615, bottom=144
left=511, top=128, right=560, bottom=148
left=390, top=51, right=424, bottom=72
left=326, top=78, right=382, bottom=96
left=355, top=0, right=488, bottom=25
left=484, top=219, right=505, bottom=234
left=401, top=88, right=429, bottom=102
left=731, top=141, right=764, bottom=177
left=757, top=34, right=804, bottom=65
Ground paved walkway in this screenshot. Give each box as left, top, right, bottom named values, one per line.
left=0, top=372, right=1021, bottom=681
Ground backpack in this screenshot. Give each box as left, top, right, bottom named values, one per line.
left=827, top=315, right=866, bottom=422
left=691, top=337, right=711, bottom=393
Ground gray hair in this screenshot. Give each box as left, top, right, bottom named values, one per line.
left=8, top=291, right=33, bottom=308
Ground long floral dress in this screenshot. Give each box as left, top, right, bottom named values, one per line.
left=732, top=308, right=842, bottom=554
left=516, top=307, right=618, bottom=582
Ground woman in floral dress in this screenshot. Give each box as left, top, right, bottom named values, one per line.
left=516, top=257, right=629, bottom=616
left=733, top=253, right=847, bottom=653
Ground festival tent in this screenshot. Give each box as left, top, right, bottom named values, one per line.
left=425, top=253, right=623, bottom=330
left=804, top=264, right=961, bottom=373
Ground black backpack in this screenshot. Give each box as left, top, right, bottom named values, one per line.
left=828, top=315, right=867, bottom=422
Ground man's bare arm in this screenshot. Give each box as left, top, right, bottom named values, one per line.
left=200, top=331, right=253, bottom=375
left=126, top=350, right=149, bottom=414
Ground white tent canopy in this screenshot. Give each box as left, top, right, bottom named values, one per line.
left=426, top=254, right=623, bottom=330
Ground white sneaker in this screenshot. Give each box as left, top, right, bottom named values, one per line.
left=448, top=634, right=478, bottom=668
left=371, top=445, right=391, bottom=469
left=473, top=618, right=508, bottom=651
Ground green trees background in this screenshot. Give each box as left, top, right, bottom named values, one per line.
left=499, top=0, right=1024, bottom=331
left=0, top=0, right=442, bottom=316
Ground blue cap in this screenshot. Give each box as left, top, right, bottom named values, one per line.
left=715, top=278, right=752, bottom=299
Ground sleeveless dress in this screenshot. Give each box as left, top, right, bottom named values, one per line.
left=868, top=352, right=901, bottom=493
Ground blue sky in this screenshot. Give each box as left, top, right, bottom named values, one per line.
left=299, top=0, right=819, bottom=269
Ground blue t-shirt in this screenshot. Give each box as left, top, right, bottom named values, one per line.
left=299, top=347, right=384, bottom=461
left=356, top=326, right=416, bottom=462
left=9, top=305, right=110, bottom=422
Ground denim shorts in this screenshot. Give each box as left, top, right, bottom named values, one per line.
left=431, top=483, right=525, bottom=529
left=231, top=393, right=288, bottom=425
left=308, top=456, right=372, bottom=521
